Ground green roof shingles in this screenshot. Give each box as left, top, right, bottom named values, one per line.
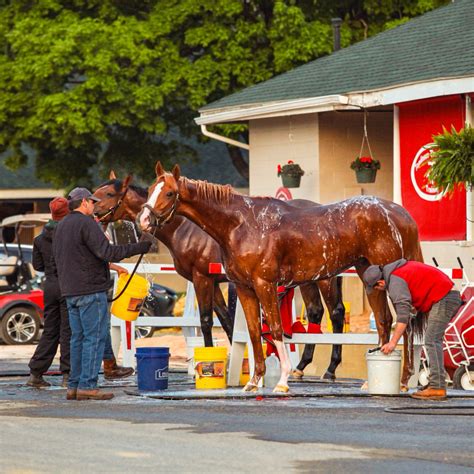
left=201, top=0, right=474, bottom=111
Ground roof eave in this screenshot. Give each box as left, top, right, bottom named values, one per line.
left=195, top=95, right=351, bottom=125
left=196, top=76, right=474, bottom=125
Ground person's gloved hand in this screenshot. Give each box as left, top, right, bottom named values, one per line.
left=137, top=240, right=153, bottom=254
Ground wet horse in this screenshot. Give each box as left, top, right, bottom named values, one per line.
left=93, top=172, right=234, bottom=346
left=94, top=172, right=346, bottom=379
left=139, top=163, right=424, bottom=392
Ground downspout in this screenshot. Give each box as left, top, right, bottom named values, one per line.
left=200, top=125, right=250, bottom=150
left=465, top=95, right=473, bottom=242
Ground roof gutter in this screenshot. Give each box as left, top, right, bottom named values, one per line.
left=196, top=95, right=350, bottom=125
left=200, top=125, right=250, bottom=151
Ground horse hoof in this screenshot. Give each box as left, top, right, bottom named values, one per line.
left=360, top=381, right=368, bottom=391
left=272, top=384, right=289, bottom=393
left=400, top=385, right=409, bottom=393
left=242, top=383, right=258, bottom=392
left=321, top=371, right=336, bottom=381
left=292, top=369, right=304, bottom=379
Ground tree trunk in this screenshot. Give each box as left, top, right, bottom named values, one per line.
left=226, top=144, right=249, bottom=181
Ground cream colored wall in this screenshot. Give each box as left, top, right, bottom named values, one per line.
left=318, top=111, right=393, bottom=204
left=249, top=114, right=320, bottom=201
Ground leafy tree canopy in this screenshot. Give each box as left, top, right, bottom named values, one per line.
left=0, top=0, right=449, bottom=188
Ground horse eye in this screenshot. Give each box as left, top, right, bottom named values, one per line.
left=166, top=191, right=174, bottom=198
left=107, top=193, right=114, bottom=197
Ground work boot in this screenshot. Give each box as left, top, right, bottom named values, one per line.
left=26, top=374, right=51, bottom=388
left=76, top=389, right=114, bottom=401
left=66, top=389, right=77, bottom=400
left=411, top=387, right=447, bottom=401
left=61, top=373, right=69, bottom=388
left=103, top=357, right=134, bottom=380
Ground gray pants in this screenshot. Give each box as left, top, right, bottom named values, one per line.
left=425, top=290, right=463, bottom=389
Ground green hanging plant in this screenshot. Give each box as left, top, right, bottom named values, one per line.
left=427, top=125, right=474, bottom=194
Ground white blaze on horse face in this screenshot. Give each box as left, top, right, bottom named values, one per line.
left=139, top=181, right=164, bottom=230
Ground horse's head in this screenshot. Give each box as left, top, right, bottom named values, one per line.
left=138, top=161, right=181, bottom=232
left=93, top=171, right=133, bottom=222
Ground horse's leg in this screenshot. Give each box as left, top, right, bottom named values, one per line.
left=401, top=327, right=414, bottom=391
left=235, top=284, right=265, bottom=391
left=320, top=277, right=345, bottom=381
left=293, top=283, right=324, bottom=378
left=212, top=282, right=234, bottom=343
left=253, top=282, right=291, bottom=393
left=193, top=275, right=214, bottom=347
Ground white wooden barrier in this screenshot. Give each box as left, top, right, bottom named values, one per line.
left=112, top=262, right=466, bottom=387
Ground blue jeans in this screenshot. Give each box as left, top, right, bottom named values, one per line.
left=103, top=318, right=115, bottom=360
left=66, top=292, right=109, bottom=390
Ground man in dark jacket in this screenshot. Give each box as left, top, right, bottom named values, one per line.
left=53, top=187, right=152, bottom=401
left=363, top=259, right=463, bottom=400
left=27, top=197, right=71, bottom=388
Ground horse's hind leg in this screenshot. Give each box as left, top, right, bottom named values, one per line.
left=212, top=282, right=234, bottom=343
left=320, top=277, right=345, bottom=381
left=294, top=283, right=324, bottom=378
left=235, top=284, right=265, bottom=391
left=193, top=274, right=214, bottom=347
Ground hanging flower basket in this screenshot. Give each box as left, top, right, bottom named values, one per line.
left=350, top=156, right=380, bottom=184
left=277, top=161, right=305, bottom=188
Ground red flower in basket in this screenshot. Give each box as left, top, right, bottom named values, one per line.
left=277, top=160, right=304, bottom=177
left=350, top=156, right=381, bottom=171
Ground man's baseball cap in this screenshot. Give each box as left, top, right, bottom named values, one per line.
left=362, top=265, right=383, bottom=295
left=68, top=187, right=101, bottom=203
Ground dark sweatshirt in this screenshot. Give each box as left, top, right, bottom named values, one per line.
left=52, top=211, right=150, bottom=297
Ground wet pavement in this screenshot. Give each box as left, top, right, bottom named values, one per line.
left=1, top=368, right=474, bottom=473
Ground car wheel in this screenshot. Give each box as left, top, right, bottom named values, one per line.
left=136, top=307, right=156, bottom=339
left=453, top=365, right=474, bottom=391
left=0, top=306, right=41, bottom=345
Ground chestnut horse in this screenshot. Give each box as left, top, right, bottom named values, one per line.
left=93, top=172, right=346, bottom=380
left=139, top=163, right=424, bottom=393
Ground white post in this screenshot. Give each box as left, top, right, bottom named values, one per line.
left=393, top=105, right=402, bottom=205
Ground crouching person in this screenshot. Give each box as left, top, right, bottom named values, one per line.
left=363, top=259, right=463, bottom=401
left=53, top=188, right=152, bottom=401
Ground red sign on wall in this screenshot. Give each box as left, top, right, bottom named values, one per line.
left=398, top=96, right=466, bottom=240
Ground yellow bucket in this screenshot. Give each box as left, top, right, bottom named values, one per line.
left=194, top=347, right=228, bottom=390
left=111, top=273, right=149, bottom=322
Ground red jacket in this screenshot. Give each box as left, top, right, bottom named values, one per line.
left=391, top=261, right=453, bottom=313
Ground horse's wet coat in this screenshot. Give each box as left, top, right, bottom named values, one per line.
left=139, top=164, right=424, bottom=391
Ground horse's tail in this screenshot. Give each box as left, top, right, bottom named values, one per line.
left=410, top=310, right=428, bottom=339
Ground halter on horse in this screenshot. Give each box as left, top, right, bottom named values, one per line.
left=138, top=162, right=424, bottom=393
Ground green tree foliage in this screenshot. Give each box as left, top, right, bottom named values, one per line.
left=0, top=0, right=449, bottom=187
left=428, top=125, right=474, bottom=194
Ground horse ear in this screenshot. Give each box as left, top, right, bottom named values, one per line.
left=155, top=161, right=165, bottom=177
left=172, top=164, right=181, bottom=181
left=123, top=174, right=133, bottom=189
left=109, top=170, right=117, bottom=179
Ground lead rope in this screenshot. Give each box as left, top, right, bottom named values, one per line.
left=107, top=225, right=158, bottom=303
left=358, top=110, right=374, bottom=159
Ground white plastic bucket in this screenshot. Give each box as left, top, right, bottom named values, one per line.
left=366, top=349, right=401, bottom=395
left=185, top=337, right=217, bottom=375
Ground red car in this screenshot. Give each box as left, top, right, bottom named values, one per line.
left=0, top=215, right=48, bottom=345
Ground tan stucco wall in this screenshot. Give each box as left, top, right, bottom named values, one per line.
left=318, top=111, right=393, bottom=204
left=249, top=114, right=320, bottom=201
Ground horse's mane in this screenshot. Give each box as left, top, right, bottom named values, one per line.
left=97, top=179, right=148, bottom=198
left=182, top=177, right=237, bottom=205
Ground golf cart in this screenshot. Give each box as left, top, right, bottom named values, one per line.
left=0, top=214, right=48, bottom=345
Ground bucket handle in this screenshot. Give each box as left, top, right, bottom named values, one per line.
left=367, top=346, right=381, bottom=354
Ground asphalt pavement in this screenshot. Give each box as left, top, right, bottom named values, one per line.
left=1, top=346, right=474, bottom=473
